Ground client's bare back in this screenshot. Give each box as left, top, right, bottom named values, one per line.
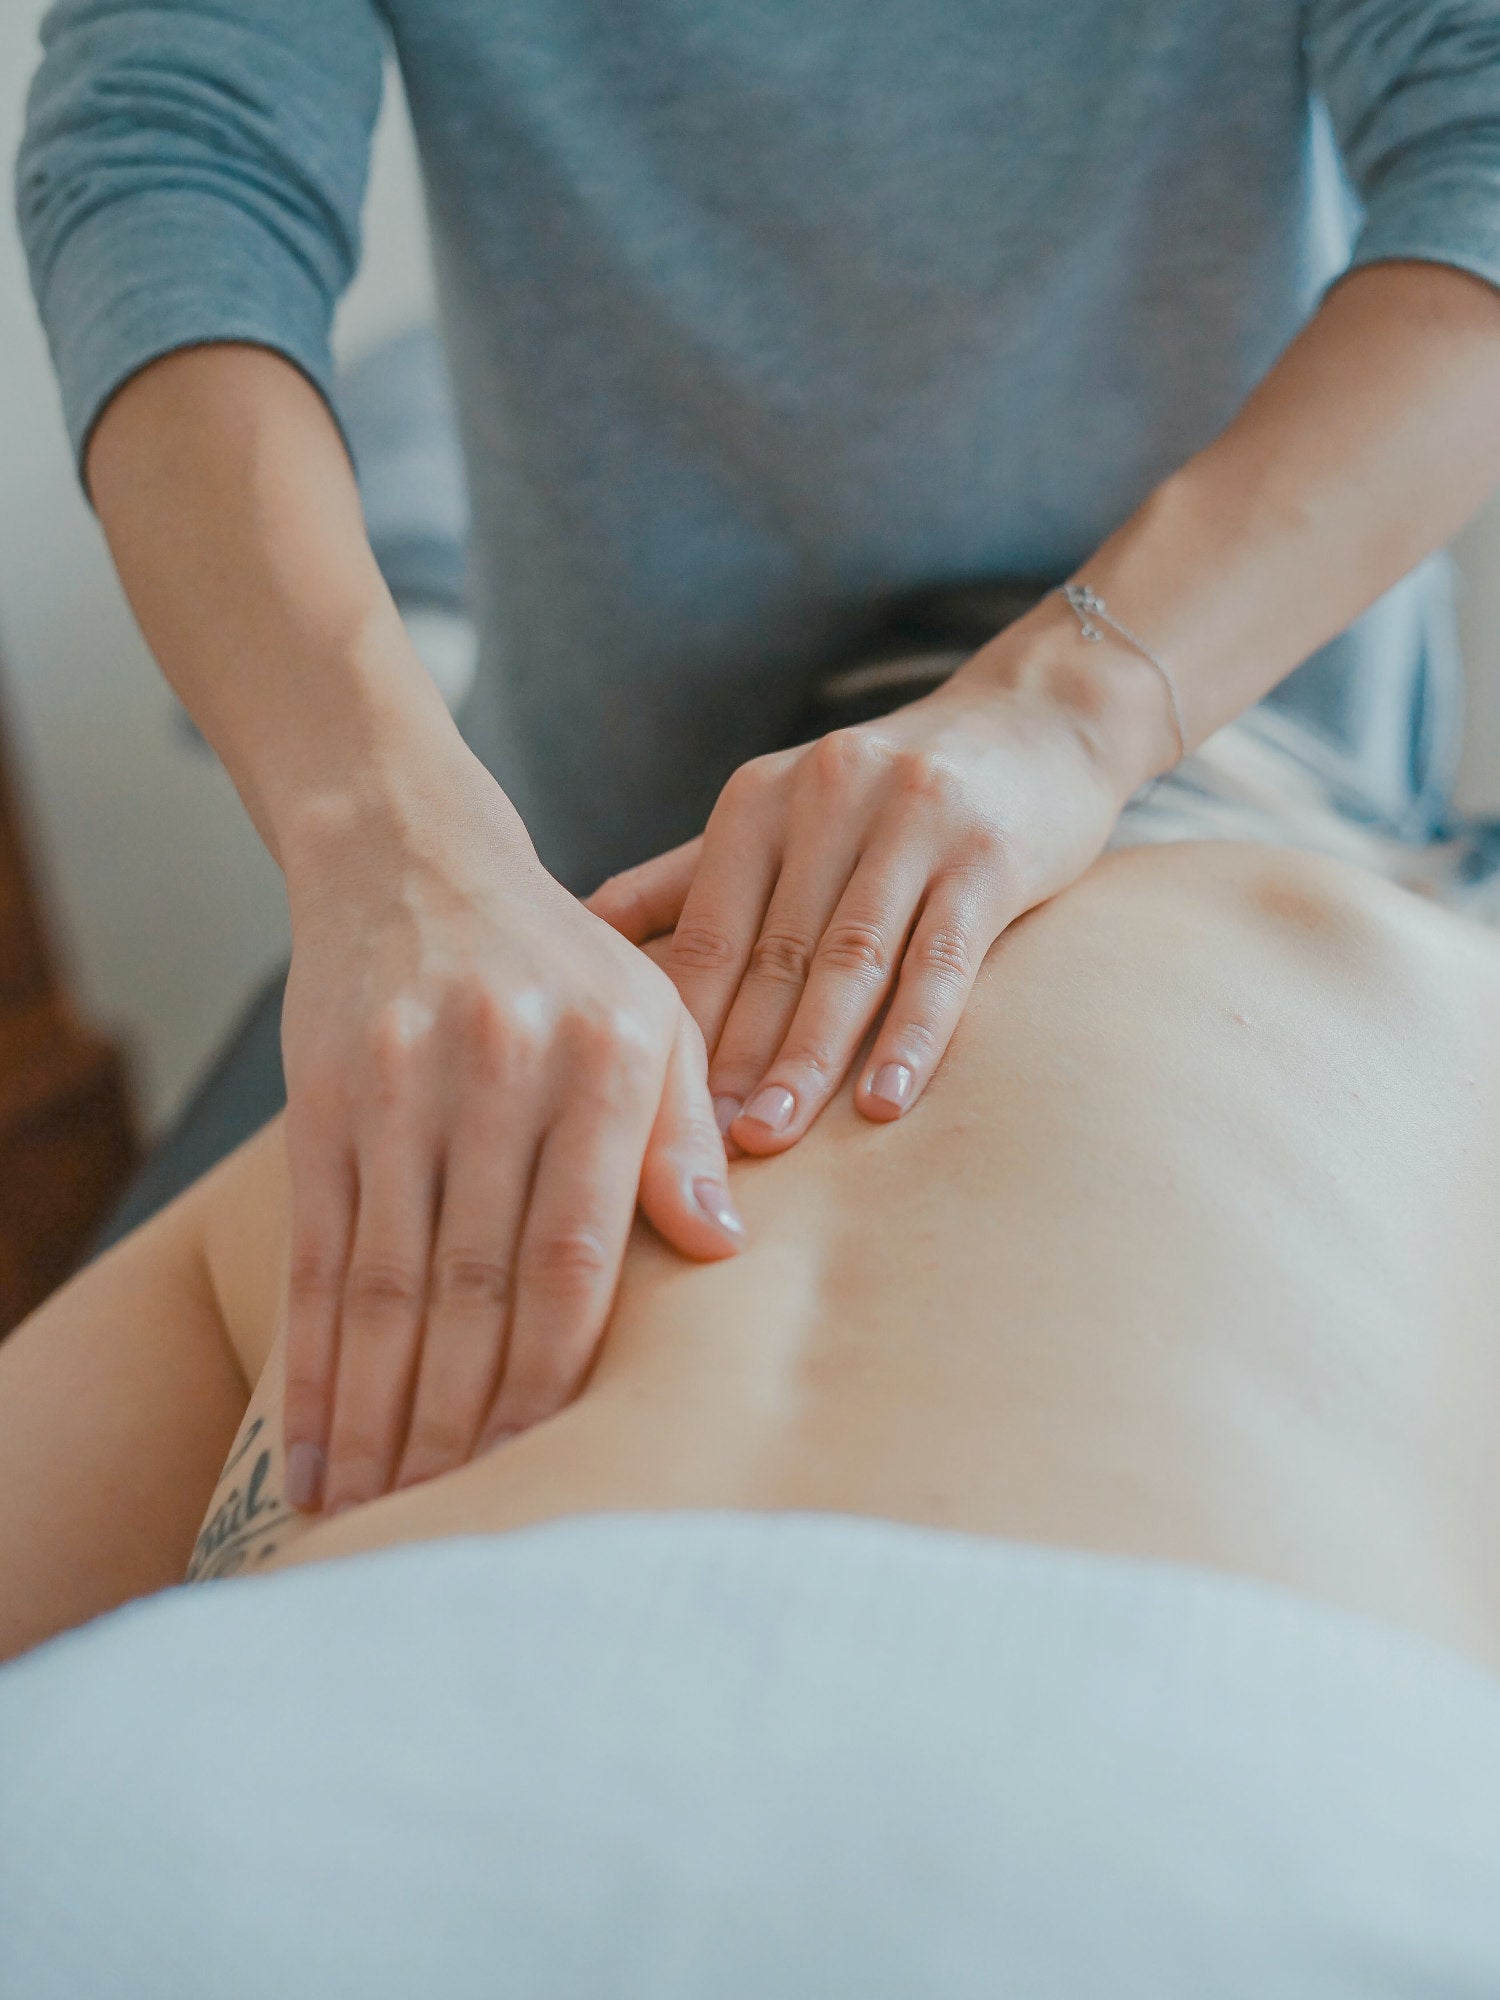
left=206, top=842, right=1500, bottom=1671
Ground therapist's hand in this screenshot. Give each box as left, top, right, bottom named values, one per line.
left=279, top=746, right=743, bottom=1517
left=586, top=611, right=1167, bottom=1153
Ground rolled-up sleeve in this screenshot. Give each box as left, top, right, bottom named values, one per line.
left=1307, top=0, right=1500, bottom=295
left=14, top=0, right=386, bottom=472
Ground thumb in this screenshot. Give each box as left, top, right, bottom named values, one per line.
left=638, top=1008, right=747, bottom=1260
left=585, top=837, right=703, bottom=943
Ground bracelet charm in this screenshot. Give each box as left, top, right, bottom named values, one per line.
left=1061, top=581, right=1188, bottom=764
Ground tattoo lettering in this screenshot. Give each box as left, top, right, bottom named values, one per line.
left=186, top=1418, right=292, bottom=1583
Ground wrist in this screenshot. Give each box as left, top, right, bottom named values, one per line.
left=243, top=612, right=490, bottom=873
left=953, top=587, right=1182, bottom=801
left=278, top=716, right=535, bottom=907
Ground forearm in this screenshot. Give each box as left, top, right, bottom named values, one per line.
left=974, top=261, right=1500, bottom=791
left=85, top=344, right=490, bottom=873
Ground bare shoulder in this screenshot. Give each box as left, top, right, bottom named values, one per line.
left=1061, top=840, right=1500, bottom=991
left=968, top=839, right=1500, bottom=1094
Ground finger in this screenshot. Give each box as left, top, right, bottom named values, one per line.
left=856, top=867, right=1004, bottom=1123
left=660, top=762, right=784, bottom=1066
left=585, top=837, right=703, bottom=943
left=391, top=1101, right=542, bottom=1493
left=281, top=1110, right=356, bottom=1515
left=476, top=1033, right=660, bottom=1447
left=638, top=1008, right=747, bottom=1259
left=320, top=1124, right=439, bottom=1514
left=727, top=839, right=928, bottom=1154
left=707, top=815, right=866, bottom=1143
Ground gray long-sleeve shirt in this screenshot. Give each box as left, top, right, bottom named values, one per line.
left=16, top=1, right=1500, bottom=890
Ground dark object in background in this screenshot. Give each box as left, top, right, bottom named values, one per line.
left=0, top=696, right=136, bottom=1331
left=91, top=970, right=286, bottom=1256
left=793, top=581, right=1055, bottom=738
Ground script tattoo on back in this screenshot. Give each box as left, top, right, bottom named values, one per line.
left=186, top=1418, right=292, bottom=1583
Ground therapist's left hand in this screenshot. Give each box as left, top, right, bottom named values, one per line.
left=585, top=618, right=1159, bottom=1153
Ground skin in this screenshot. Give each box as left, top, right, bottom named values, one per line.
left=4, top=840, right=1498, bottom=1673
left=84, top=261, right=1500, bottom=1526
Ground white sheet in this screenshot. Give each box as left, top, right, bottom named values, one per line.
left=2, top=1511, right=1497, bottom=1997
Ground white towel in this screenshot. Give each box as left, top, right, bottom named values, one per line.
left=2, top=1511, right=1497, bottom=1997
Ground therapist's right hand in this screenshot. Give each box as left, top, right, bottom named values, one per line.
left=277, top=747, right=745, bottom=1518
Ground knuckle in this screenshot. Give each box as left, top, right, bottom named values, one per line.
left=561, top=1008, right=658, bottom=1099
left=594, top=1003, right=658, bottom=1062
left=670, top=1113, right=725, bottom=1162
left=485, top=1397, right=549, bottom=1439
left=815, top=918, right=891, bottom=981
left=492, top=1356, right=587, bottom=1431
left=667, top=921, right=742, bottom=977
left=749, top=927, right=816, bottom=986
left=780, top=1040, right=838, bottom=1088
left=508, top=990, right=557, bottom=1062
left=899, top=750, right=964, bottom=810
left=431, top=1250, right=513, bottom=1312
left=448, top=980, right=557, bottom=1083
left=287, top=1245, right=343, bottom=1309
left=809, top=726, right=881, bottom=790
left=343, top=1257, right=425, bottom=1319
left=282, top=1370, right=330, bottom=1431
left=323, top=1441, right=387, bottom=1499
left=401, top=1410, right=473, bottom=1469
left=524, top=1224, right=613, bottom=1296
left=448, top=976, right=509, bottom=1057
left=958, top=821, right=1012, bottom=882
left=363, top=998, right=432, bottom=1087
left=612, top=881, right=656, bottom=936
left=722, top=754, right=783, bottom=806
left=890, top=1016, right=941, bottom=1064
left=914, top=924, right=973, bottom=985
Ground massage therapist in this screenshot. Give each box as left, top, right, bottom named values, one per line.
left=17, top=1, right=1500, bottom=1516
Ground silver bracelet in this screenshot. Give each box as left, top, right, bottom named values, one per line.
left=1061, top=582, right=1188, bottom=764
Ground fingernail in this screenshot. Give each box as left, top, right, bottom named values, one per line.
left=713, top=1095, right=742, bottom=1136
left=487, top=1425, right=522, bottom=1451
left=286, top=1441, right=325, bottom=1511
left=868, top=1062, right=914, bottom=1111
left=693, top=1177, right=745, bottom=1238
left=739, top=1084, right=795, bottom=1133
left=327, top=1496, right=360, bottom=1519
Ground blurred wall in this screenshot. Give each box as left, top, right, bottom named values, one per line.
left=1, top=2, right=1499, bottom=1137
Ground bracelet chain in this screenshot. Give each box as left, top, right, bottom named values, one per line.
left=1061, top=582, right=1188, bottom=765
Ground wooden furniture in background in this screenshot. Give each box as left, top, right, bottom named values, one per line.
left=0, top=693, right=137, bottom=1333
